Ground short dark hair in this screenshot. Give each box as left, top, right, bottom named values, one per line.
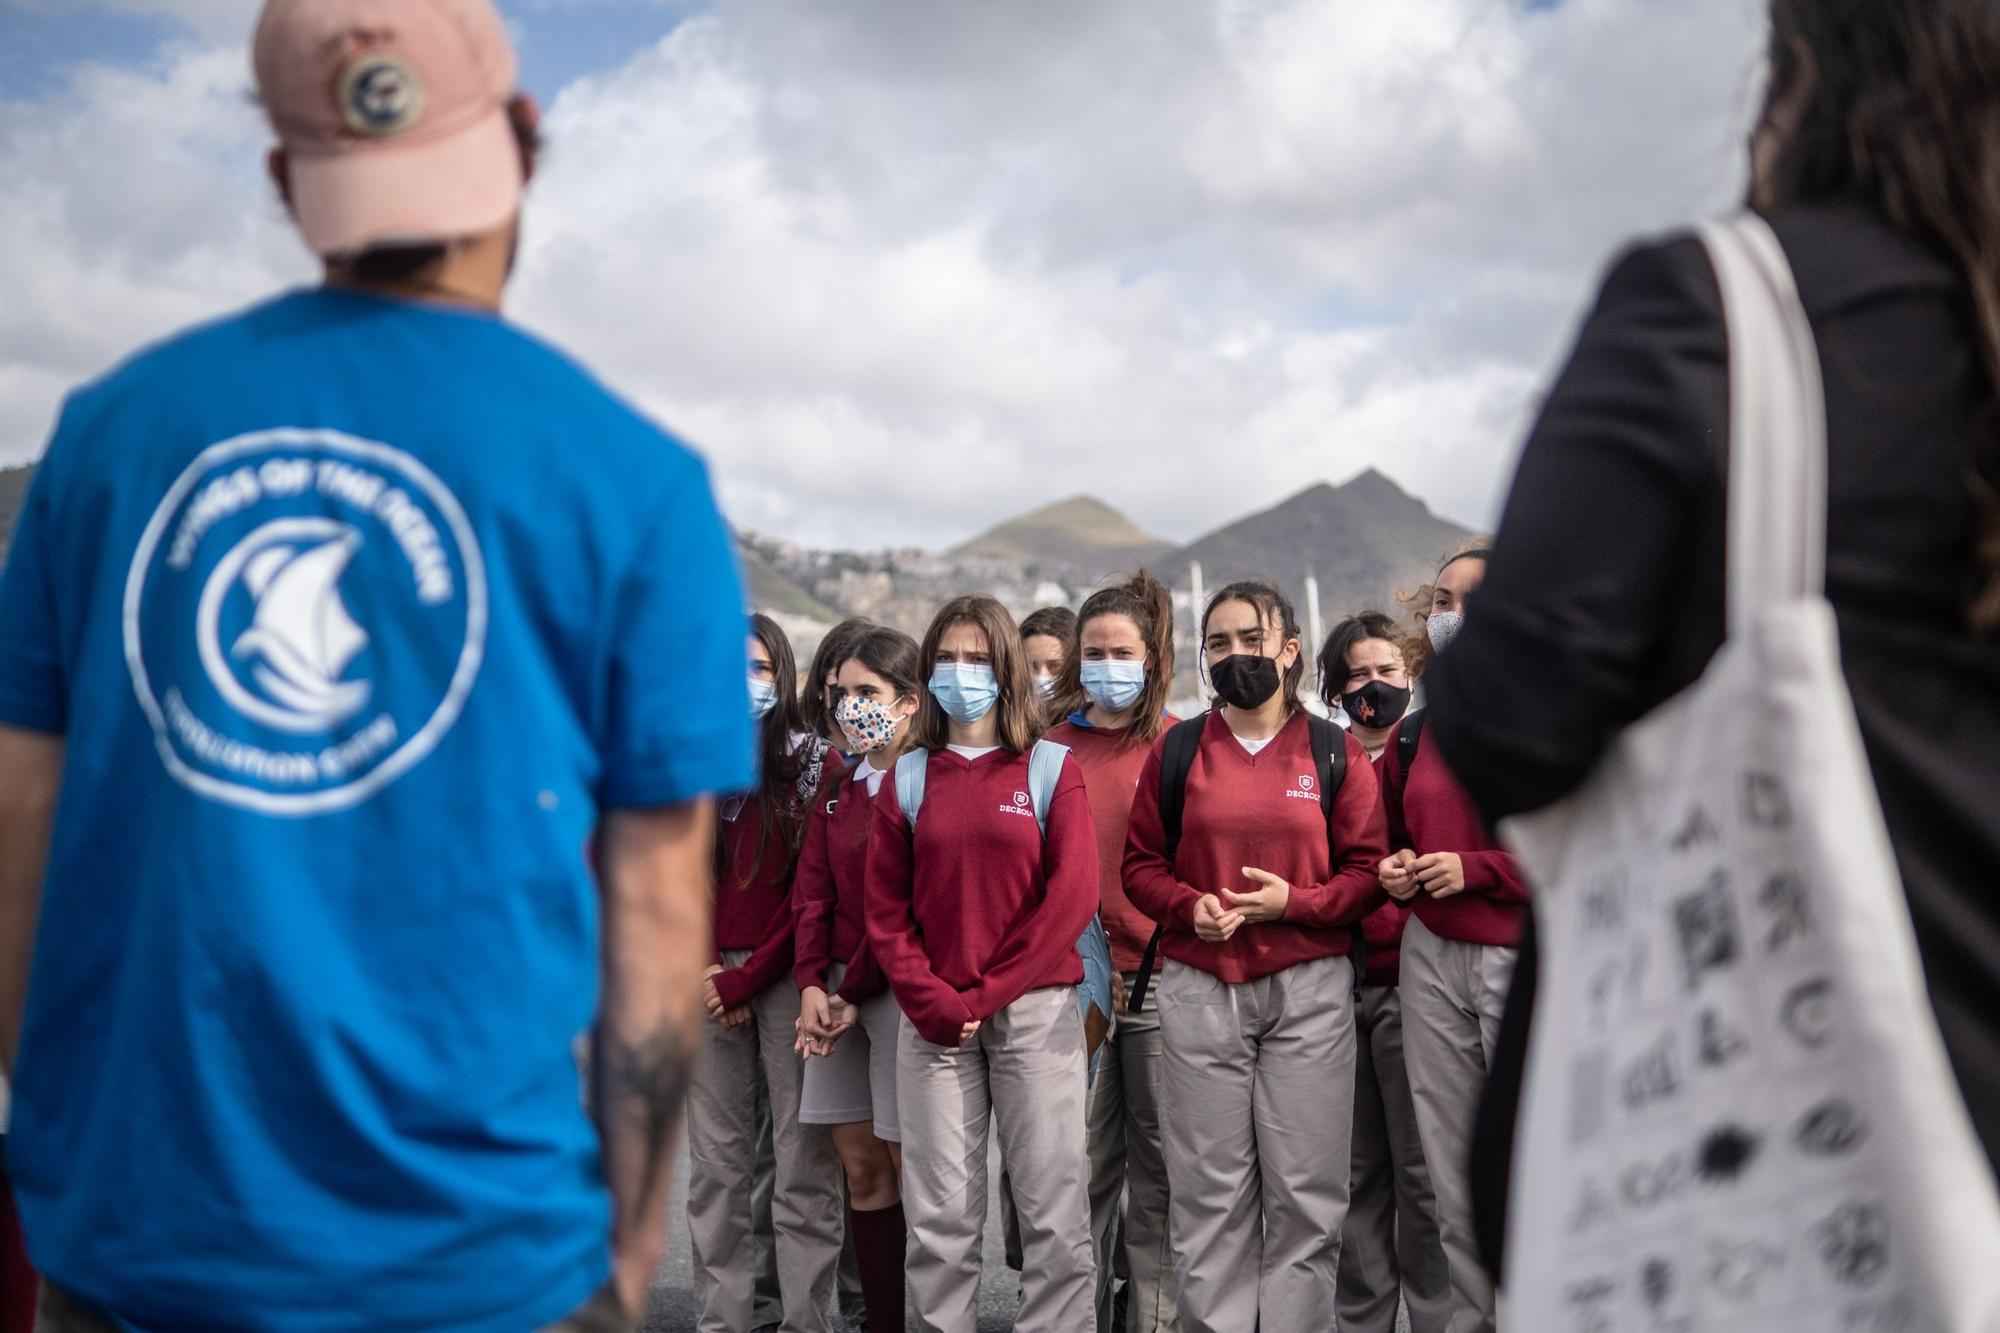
left=1316, top=610, right=1402, bottom=710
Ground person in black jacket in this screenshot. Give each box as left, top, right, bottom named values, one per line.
left=1425, top=0, right=2000, bottom=1280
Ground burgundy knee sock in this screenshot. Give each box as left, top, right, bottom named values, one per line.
left=846, top=1200, right=906, bottom=1333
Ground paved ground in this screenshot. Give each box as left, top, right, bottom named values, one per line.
left=639, top=1135, right=1022, bottom=1332
left=637, top=1138, right=1412, bottom=1333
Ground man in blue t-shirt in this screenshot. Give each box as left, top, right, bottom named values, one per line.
left=0, top=1, right=756, bottom=1329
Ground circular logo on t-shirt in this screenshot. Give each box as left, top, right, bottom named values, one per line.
left=124, top=428, right=486, bottom=815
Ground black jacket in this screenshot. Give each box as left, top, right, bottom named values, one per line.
left=1426, top=197, right=2000, bottom=1274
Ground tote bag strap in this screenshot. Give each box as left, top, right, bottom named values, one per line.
left=1697, top=214, right=1829, bottom=635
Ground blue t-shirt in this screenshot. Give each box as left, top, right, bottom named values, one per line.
left=0, top=289, right=756, bottom=1331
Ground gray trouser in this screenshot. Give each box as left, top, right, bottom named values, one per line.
left=1157, top=956, right=1356, bottom=1333
left=36, top=1283, right=634, bottom=1332
left=1338, top=985, right=1453, bottom=1333
left=687, top=957, right=845, bottom=1333
left=752, top=1078, right=782, bottom=1326
left=1398, top=916, right=1517, bottom=1333
left=898, top=986, right=1095, bottom=1333
left=1086, top=977, right=1179, bottom=1333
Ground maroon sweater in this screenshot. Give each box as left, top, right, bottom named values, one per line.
left=1045, top=716, right=1178, bottom=973
left=1382, top=717, right=1528, bottom=948
left=792, top=761, right=889, bottom=1003
left=1359, top=749, right=1414, bottom=986
left=712, top=751, right=848, bottom=1010
left=865, top=747, right=1100, bottom=1047
left=1123, top=711, right=1388, bottom=984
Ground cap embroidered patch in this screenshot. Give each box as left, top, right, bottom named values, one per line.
left=338, top=54, right=426, bottom=137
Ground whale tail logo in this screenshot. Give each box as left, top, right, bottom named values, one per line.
left=198, top=519, right=374, bottom=734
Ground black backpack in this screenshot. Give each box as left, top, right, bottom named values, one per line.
left=1379, top=708, right=1427, bottom=852
left=1126, top=712, right=1363, bottom=1012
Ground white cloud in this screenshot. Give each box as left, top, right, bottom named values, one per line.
left=3, top=0, right=261, bottom=39
left=0, top=0, right=1768, bottom=551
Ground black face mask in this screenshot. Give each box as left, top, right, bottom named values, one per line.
left=1210, top=653, right=1282, bottom=710
left=1343, top=679, right=1412, bottom=730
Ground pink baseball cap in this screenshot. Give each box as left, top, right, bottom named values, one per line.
left=254, top=0, right=524, bottom=258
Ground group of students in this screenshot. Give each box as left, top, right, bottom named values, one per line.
left=684, top=545, right=1522, bottom=1333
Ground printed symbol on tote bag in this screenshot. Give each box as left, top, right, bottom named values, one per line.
left=1619, top=1150, right=1689, bottom=1211
left=1672, top=874, right=1740, bottom=989
left=1566, top=1177, right=1614, bottom=1236
left=1813, top=1200, right=1891, bottom=1289
left=1779, top=977, right=1838, bottom=1053
left=1705, top=1235, right=1788, bottom=1303
left=1564, top=1275, right=1617, bottom=1333
left=1694, top=1123, right=1762, bottom=1186
left=1838, top=1292, right=1915, bottom=1332
left=1581, top=872, right=1627, bottom=936
left=1696, top=1007, right=1752, bottom=1069
left=1744, top=771, right=1793, bottom=830
left=1795, top=1097, right=1870, bottom=1157
left=1619, top=1032, right=1684, bottom=1113
left=1668, top=805, right=1722, bottom=853
left=1756, top=869, right=1815, bottom=953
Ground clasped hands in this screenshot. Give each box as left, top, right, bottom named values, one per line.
left=1191, top=866, right=1291, bottom=944
left=792, top=984, right=862, bottom=1058
left=1377, top=849, right=1465, bottom=901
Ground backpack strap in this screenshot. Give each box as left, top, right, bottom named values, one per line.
left=1383, top=708, right=1425, bottom=851
left=1129, top=716, right=1208, bottom=1014
left=893, top=748, right=929, bottom=827
left=1027, top=739, right=1070, bottom=834
left=1308, top=713, right=1367, bottom=991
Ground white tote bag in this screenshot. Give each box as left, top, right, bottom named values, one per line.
left=1500, top=215, right=2000, bottom=1333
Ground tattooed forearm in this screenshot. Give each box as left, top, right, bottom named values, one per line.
left=594, top=1024, right=697, bottom=1207
left=593, top=796, right=716, bottom=1306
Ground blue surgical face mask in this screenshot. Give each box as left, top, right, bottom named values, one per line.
left=1080, top=659, right=1146, bottom=713
left=1033, top=673, right=1058, bottom=699
left=929, top=662, right=999, bottom=725
left=749, top=678, right=779, bottom=721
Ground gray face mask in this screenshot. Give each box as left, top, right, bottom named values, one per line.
left=1426, top=610, right=1465, bottom=656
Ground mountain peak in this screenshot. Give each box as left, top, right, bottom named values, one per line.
left=1337, top=467, right=1416, bottom=506
left=950, top=493, right=1174, bottom=575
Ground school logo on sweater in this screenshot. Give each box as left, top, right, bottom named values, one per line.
left=1000, top=789, right=1035, bottom=819
left=124, top=428, right=487, bottom=815
left=1287, top=773, right=1318, bottom=801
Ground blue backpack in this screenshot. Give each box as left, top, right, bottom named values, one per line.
left=894, top=738, right=1117, bottom=1082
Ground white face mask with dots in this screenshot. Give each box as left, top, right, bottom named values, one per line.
left=1426, top=611, right=1465, bottom=656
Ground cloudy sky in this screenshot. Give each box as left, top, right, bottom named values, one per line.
left=0, top=0, right=1767, bottom=550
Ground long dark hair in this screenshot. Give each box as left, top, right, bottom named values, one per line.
left=1020, top=604, right=1079, bottom=725
left=1753, top=0, right=2000, bottom=629
left=800, top=617, right=874, bottom=746
left=723, top=614, right=813, bottom=889
left=838, top=625, right=924, bottom=763
left=911, top=595, right=1043, bottom=755
left=1054, top=569, right=1177, bottom=744
left=1316, top=610, right=1403, bottom=711
left=1201, top=578, right=1305, bottom=716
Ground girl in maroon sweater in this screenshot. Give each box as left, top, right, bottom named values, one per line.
left=1316, top=612, right=1450, bottom=1333
left=685, top=615, right=845, bottom=1333
left=1124, top=580, right=1388, bottom=1333
left=1378, top=546, right=1526, bottom=1333
left=791, top=625, right=921, bottom=1333
left=865, top=595, right=1100, bottom=1333
left=1044, top=570, right=1182, bottom=1333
